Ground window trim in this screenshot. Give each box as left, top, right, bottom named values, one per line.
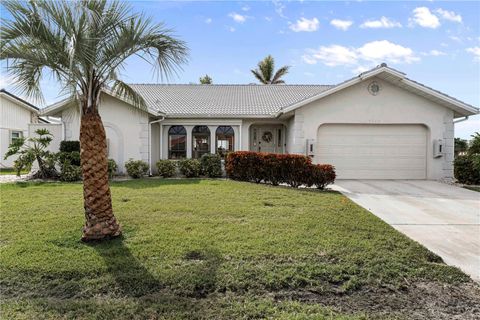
left=168, top=125, right=187, bottom=159
left=10, top=130, right=23, bottom=144
left=215, top=126, right=235, bottom=157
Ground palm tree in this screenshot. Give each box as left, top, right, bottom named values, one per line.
left=1, top=0, right=188, bottom=241
left=199, top=74, right=213, bottom=84
left=251, top=55, right=290, bottom=84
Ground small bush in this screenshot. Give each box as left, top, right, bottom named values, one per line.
left=108, top=159, right=118, bottom=179
left=454, top=155, right=480, bottom=185
left=60, top=141, right=80, bottom=153
left=200, top=154, right=222, bottom=178
left=156, top=160, right=177, bottom=178
left=59, top=163, right=82, bottom=182
left=125, top=159, right=149, bottom=179
left=226, top=151, right=336, bottom=189
left=305, top=164, right=336, bottom=190
left=57, top=151, right=81, bottom=167
left=178, top=159, right=201, bottom=178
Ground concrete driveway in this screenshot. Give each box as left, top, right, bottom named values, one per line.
left=332, top=180, right=480, bottom=281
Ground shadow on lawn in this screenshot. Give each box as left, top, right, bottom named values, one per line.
left=111, top=178, right=202, bottom=189
left=90, top=237, right=222, bottom=298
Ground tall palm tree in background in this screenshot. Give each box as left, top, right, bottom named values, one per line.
left=251, top=55, right=290, bottom=84
left=0, top=0, right=188, bottom=241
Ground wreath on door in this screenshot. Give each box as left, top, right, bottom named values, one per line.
left=261, top=131, right=273, bottom=143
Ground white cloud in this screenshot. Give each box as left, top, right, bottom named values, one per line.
left=272, top=0, right=287, bottom=19
left=228, top=26, right=236, bottom=32
left=421, top=49, right=447, bottom=56
left=449, top=35, right=462, bottom=43
left=265, top=16, right=273, bottom=22
left=0, top=74, right=16, bottom=88
left=360, top=16, right=402, bottom=29
left=330, top=19, right=353, bottom=31
left=436, top=8, right=462, bottom=23
left=352, top=65, right=371, bottom=74
left=205, top=18, right=212, bottom=24
left=358, top=40, right=419, bottom=63
left=411, top=7, right=440, bottom=29
left=466, top=47, right=480, bottom=61
left=303, top=72, right=315, bottom=77
left=303, top=45, right=358, bottom=66
left=228, top=12, right=246, bottom=23
left=241, top=5, right=250, bottom=12
left=302, top=40, right=419, bottom=68
left=289, top=17, right=319, bottom=32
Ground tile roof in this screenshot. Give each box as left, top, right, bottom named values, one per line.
left=128, top=84, right=333, bottom=117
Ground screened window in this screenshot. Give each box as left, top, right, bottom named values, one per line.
left=216, top=126, right=234, bottom=158
left=192, top=125, right=210, bottom=159
left=168, top=126, right=186, bottom=159
left=10, top=131, right=23, bottom=144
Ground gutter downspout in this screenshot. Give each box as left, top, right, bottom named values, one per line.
left=453, top=116, right=469, bottom=124
left=148, top=116, right=165, bottom=176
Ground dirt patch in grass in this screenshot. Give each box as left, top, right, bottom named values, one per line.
left=276, top=281, right=480, bottom=319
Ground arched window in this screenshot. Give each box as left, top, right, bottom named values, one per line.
left=216, top=126, right=234, bottom=157
left=192, top=125, right=210, bottom=159
left=168, top=126, right=186, bottom=159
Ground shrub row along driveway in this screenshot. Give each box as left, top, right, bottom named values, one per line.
left=333, top=180, right=480, bottom=281
left=1, top=179, right=479, bottom=319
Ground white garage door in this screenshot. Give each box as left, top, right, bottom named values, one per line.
left=317, top=124, right=427, bottom=179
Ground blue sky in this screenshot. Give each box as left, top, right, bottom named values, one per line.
left=1, top=1, right=479, bottom=139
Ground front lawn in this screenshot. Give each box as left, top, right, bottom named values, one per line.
left=464, top=185, right=480, bottom=192
left=0, top=179, right=478, bottom=319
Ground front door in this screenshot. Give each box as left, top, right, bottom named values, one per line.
left=250, top=125, right=284, bottom=153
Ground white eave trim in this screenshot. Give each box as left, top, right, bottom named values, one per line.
left=280, top=66, right=478, bottom=116
left=1, top=92, right=39, bottom=114
left=400, top=78, right=478, bottom=115
left=41, top=90, right=164, bottom=117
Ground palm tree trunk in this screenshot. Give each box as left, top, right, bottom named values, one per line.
left=80, top=112, right=121, bottom=241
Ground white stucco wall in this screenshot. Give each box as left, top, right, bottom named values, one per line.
left=59, top=94, right=150, bottom=173
left=0, top=95, right=38, bottom=168
left=291, top=77, right=454, bottom=180
left=28, top=123, right=63, bottom=153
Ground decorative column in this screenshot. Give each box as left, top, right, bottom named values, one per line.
left=208, top=125, right=218, bottom=154
left=185, top=125, right=194, bottom=158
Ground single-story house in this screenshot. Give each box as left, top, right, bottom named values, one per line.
left=41, top=64, right=478, bottom=180
left=0, top=89, right=54, bottom=168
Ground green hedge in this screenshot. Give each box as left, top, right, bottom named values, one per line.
left=60, top=141, right=80, bottom=153
left=125, top=159, right=149, bottom=179
left=178, top=159, right=201, bottom=178
left=454, top=155, right=480, bottom=185
left=200, top=154, right=222, bottom=178
left=156, top=160, right=177, bottom=178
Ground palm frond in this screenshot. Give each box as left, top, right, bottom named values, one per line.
left=271, top=65, right=290, bottom=84
left=1, top=0, right=188, bottom=114
left=110, top=80, right=147, bottom=110
left=251, top=69, right=267, bottom=84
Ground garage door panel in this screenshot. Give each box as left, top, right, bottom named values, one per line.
left=317, top=124, right=427, bottom=179
left=318, top=146, right=426, bottom=157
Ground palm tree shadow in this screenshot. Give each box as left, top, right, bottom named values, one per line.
left=89, top=237, right=222, bottom=299
left=89, top=237, right=162, bottom=297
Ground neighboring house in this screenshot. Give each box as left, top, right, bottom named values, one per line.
left=0, top=89, right=49, bottom=168
left=41, top=64, right=478, bottom=180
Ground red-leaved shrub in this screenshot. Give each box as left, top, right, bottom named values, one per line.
left=226, top=151, right=335, bottom=189
left=305, top=164, right=336, bottom=190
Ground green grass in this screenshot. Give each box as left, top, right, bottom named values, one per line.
left=0, top=179, right=472, bottom=319
left=0, top=168, right=28, bottom=175
left=463, top=185, right=480, bottom=192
